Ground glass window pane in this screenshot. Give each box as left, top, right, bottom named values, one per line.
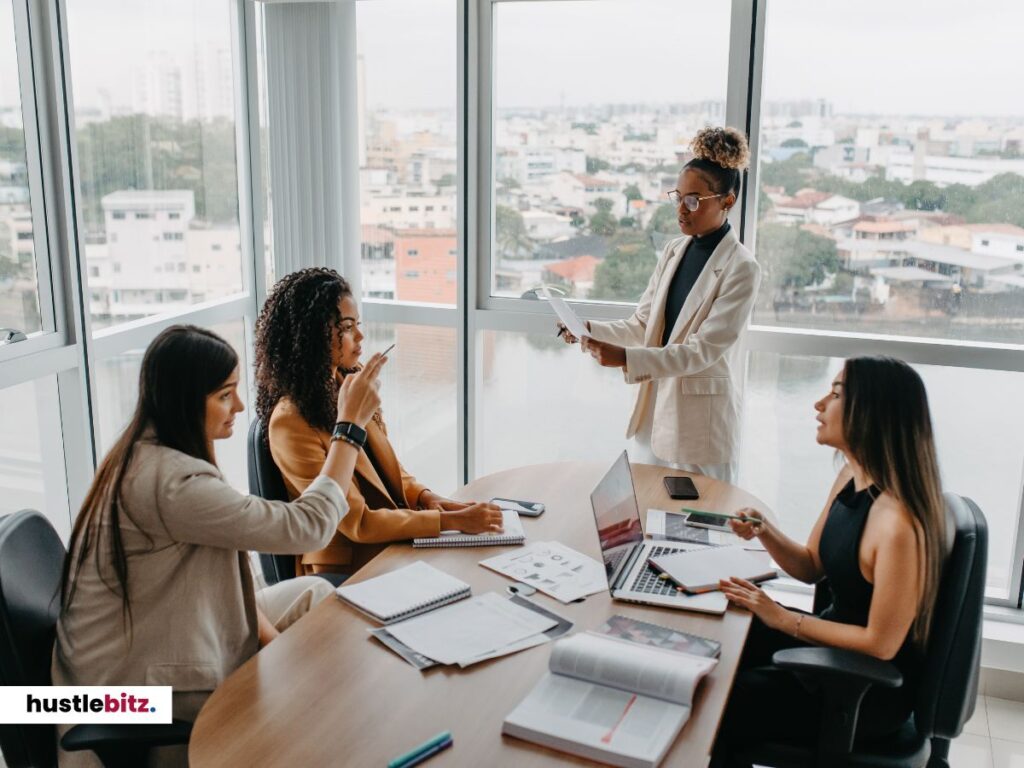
left=93, top=320, right=250, bottom=492
left=475, top=329, right=634, bottom=475
left=0, top=0, right=43, bottom=334
left=755, top=0, right=1024, bottom=344
left=490, top=0, right=731, bottom=302
left=364, top=321, right=457, bottom=493
left=738, top=351, right=1024, bottom=601
left=357, top=0, right=457, bottom=305
left=65, top=1, right=244, bottom=331
left=0, top=375, right=71, bottom=539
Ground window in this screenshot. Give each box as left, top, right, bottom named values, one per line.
left=408, top=249, right=418, bottom=257
left=66, top=0, right=245, bottom=331
left=738, top=352, right=1024, bottom=601
left=489, top=0, right=732, bottom=302
left=112, top=211, right=125, bottom=220
left=0, top=376, right=71, bottom=540
left=0, top=0, right=43, bottom=335
left=755, top=0, right=1024, bottom=345
left=356, top=0, right=457, bottom=306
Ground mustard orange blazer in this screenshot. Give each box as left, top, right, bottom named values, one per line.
left=268, top=397, right=442, bottom=574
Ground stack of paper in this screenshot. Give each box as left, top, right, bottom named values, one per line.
left=371, top=592, right=573, bottom=669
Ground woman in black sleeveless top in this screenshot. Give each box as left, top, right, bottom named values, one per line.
left=711, top=357, right=948, bottom=767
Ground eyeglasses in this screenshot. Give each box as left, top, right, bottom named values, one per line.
left=667, top=190, right=726, bottom=212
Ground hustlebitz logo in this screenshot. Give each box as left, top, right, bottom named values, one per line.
left=26, top=692, right=156, bottom=714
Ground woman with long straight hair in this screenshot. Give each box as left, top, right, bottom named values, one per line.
left=53, top=325, right=384, bottom=767
left=711, top=356, right=949, bottom=766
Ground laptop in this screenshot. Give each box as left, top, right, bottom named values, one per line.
left=589, top=451, right=728, bottom=614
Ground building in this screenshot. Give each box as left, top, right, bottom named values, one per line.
left=394, top=228, right=457, bottom=304
left=548, top=172, right=623, bottom=216
left=542, top=254, right=600, bottom=298
left=360, top=191, right=455, bottom=230
left=770, top=190, right=859, bottom=227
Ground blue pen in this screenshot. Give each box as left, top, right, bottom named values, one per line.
left=387, top=731, right=451, bottom=768
left=399, top=736, right=453, bottom=768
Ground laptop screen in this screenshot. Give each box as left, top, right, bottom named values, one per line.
left=589, top=451, right=645, bottom=580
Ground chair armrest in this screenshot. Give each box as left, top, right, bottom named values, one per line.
left=773, top=647, right=903, bottom=688
left=62, top=721, right=193, bottom=767
left=772, top=648, right=902, bottom=767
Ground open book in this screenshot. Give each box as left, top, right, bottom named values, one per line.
left=503, top=632, right=717, bottom=768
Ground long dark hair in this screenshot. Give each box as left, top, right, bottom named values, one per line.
left=841, top=356, right=946, bottom=646
left=61, top=325, right=239, bottom=630
left=254, top=268, right=352, bottom=434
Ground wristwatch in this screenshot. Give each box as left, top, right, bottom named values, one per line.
left=331, top=421, right=367, bottom=449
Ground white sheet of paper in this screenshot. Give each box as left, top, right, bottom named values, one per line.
left=541, top=286, right=589, bottom=340
left=481, top=541, right=607, bottom=603
left=385, top=591, right=557, bottom=665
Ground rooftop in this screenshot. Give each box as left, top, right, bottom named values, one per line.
left=853, top=220, right=917, bottom=234
left=543, top=255, right=600, bottom=283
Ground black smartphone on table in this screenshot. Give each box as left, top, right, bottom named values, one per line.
left=490, top=498, right=545, bottom=517
left=663, top=476, right=700, bottom=500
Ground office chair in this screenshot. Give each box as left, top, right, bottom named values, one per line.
left=247, top=416, right=347, bottom=588
left=0, top=509, right=192, bottom=768
left=738, top=492, right=987, bottom=768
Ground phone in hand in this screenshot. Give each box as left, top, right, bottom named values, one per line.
left=682, top=510, right=733, bottom=532
left=663, top=476, right=700, bottom=500
left=490, top=497, right=545, bottom=517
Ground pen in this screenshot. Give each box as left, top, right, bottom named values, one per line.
left=555, top=326, right=566, bottom=338
left=381, top=342, right=396, bottom=357
left=387, top=731, right=451, bottom=768
left=399, top=737, right=453, bottom=768
left=682, top=508, right=763, bottom=526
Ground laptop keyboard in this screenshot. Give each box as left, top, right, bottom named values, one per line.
left=605, top=547, right=628, bottom=575
left=630, top=545, right=687, bottom=596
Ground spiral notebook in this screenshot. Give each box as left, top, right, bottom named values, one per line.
left=335, top=561, right=471, bottom=624
left=413, top=509, right=525, bottom=548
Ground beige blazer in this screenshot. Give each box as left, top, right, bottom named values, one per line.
left=52, top=435, right=346, bottom=730
left=269, top=398, right=438, bottom=574
left=589, top=228, right=761, bottom=465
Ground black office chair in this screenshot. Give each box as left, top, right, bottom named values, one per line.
left=738, top=492, right=987, bottom=768
left=247, top=416, right=347, bottom=588
left=0, top=510, right=192, bottom=768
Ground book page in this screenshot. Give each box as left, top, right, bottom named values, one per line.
left=549, top=632, right=716, bottom=707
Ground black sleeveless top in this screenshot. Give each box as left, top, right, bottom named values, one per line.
left=817, top=479, right=922, bottom=729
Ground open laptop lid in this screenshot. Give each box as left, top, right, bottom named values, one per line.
left=589, top=451, right=645, bottom=588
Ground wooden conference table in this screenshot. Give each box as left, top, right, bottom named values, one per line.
left=189, top=462, right=772, bottom=767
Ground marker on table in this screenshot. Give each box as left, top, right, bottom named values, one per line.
left=387, top=731, right=452, bottom=768
left=400, top=736, right=453, bottom=768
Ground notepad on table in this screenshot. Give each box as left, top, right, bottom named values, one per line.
left=413, top=508, right=525, bottom=548
left=335, top=561, right=471, bottom=624
left=647, top=545, right=777, bottom=594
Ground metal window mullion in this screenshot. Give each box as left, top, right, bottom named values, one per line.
left=362, top=300, right=457, bottom=329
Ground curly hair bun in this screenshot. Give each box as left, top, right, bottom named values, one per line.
left=690, top=126, right=750, bottom=171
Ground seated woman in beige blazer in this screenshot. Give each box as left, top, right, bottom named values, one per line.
left=54, top=325, right=384, bottom=767
left=254, top=267, right=502, bottom=575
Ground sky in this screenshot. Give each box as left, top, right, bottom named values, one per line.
left=1, top=0, right=1023, bottom=119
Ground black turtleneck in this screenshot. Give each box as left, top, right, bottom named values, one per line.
left=661, top=220, right=730, bottom=346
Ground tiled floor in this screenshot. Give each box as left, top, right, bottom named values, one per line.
left=954, top=696, right=1024, bottom=767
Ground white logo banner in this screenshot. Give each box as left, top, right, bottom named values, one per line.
left=0, top=686, right=173, bottom=724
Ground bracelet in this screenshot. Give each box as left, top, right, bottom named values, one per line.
left=331, top=433, right=361, bottom=449
left=794, top=613, right=805, bottom=640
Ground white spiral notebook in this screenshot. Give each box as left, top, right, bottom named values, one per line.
left=412, top=509, right=525, bottom=549
left=335, top=561, right=471, bottom=624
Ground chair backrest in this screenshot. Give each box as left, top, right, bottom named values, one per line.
left=0, top=510, right=66, bottom=767
left=914, top=492, right=988, bottom=740
left=246, top=416, right=296, bottom=585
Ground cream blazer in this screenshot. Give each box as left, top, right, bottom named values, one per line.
left=589, top=228, right=761, bottom=466
left=52, top=435, right=346, bottom=731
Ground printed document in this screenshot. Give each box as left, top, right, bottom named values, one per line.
left=541, top=286, right=590, bottom=340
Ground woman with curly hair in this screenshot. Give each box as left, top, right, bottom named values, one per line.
left=559, top=126, right=761, bottom=482
left=254, top=267, right=502, bottom=575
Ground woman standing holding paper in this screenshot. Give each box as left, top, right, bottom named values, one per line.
left=559, top=127, right=760, bottom=483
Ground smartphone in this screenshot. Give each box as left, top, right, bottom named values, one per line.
left=683, top=510, right=733, bottom=532
left=663, top=476, right=700, bottom=500
left=381, top=342, right=396, bottom=357
left=490, top=497, right=545, bottom=517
